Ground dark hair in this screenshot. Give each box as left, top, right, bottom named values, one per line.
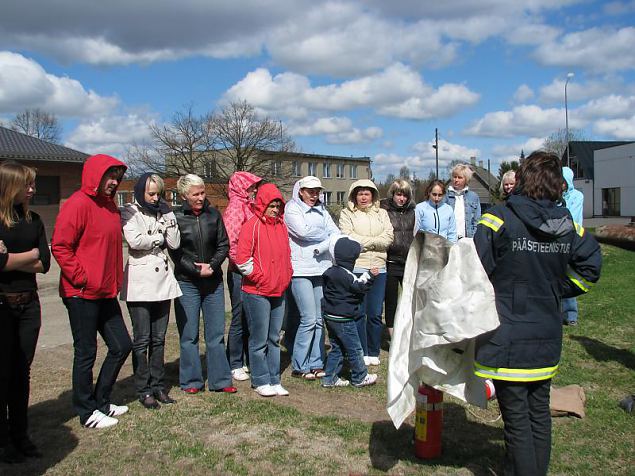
left=424, top=179, right=446, bottom=198
left=515, top=151, right=563, bottom=201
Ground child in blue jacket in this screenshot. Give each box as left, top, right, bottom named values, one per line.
left=321, top=236, right=378, bottom=388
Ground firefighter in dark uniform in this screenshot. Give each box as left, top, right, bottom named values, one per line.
left=474, top=151, right=602, bottom=476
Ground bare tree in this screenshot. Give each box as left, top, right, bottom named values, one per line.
left=542, top=128, right=586, bottom=159
left=211, top=100, right=295, bottom=181
left=11, top=108, right=62, bottom=143
left=127, top=105, right=215, bottom=177
left=398, top=165, right=411, bottom=180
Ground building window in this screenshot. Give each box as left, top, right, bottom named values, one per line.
left=324, top=191, right=332, bottom=206
left=308, top=162, right=317, bottom=176
left=292, top=161, right=301, bottom=177
left=336, top=163, right=345, bottom=178
left=270, top=160, right=282, bottom=176
left=117, top=192, right=126, bottom=207
left=171, top=190, right=179, bottom=207
left=337, top=191, right=346, bottom=204
left=203, top=160, right=216, bottom=178
left=350, top=164, right=358, bottom=179
left=33, top=175, right=60, bottom=205
left=602, top=188, right=620, bottom=216
left=323, top=162, right=331, bottom=178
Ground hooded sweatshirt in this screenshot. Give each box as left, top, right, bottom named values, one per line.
left=223, top=171, right=262, bottom=268
left=321, top=235, right=375, bottom=321
left=52, top=154, right=127, bottom=299
left=235, top=183, right=293, bottom=297
left=285, top=178, right=340, bottom=276
left=338, top=179, right=394, bottom=270
left=562, top=167, right=584, bottom=225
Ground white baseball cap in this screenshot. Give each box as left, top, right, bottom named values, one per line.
left=298, top=176, right=324, bottom=189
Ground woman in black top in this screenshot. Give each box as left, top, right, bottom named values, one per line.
left=380, top=179, right=415, bottom=340
left=0, top=161, right=50, bottom=463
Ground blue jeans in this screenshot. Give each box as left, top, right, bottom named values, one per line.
left=174, top=280, right=231, bottom=391
left=283, top=287, right=299, bottom=353
left=355, top=272, right=387, bottom=357
left=63, top=298, right=132, bottom=424
left=242, top=293, right=285, bottom=387
left=323, top=318, right=367, bottom=386
left=562, top=297, right=578, bottom=324
left=127, top=300, right=170, bottom=397
left=226, top=271, right=249, bottom=370
left=290, top=276, right=324, bottom=373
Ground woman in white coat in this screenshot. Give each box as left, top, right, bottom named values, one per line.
left=120, top=173, right=181, bottom=409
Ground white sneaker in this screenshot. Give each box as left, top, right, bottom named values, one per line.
left=322, top=377, right=350, bottom=388
left=84, top=410, right=118, bottom=429
left=254, top=384, right=276, bottom=397
left=363, top=356, right=371, bottom=366
left=353, top=373, right=378, bottom=388
left=107, top=404, right=129, bottom=417
left=368, top=356, right=381, bottom=366
left=232, top=368, right=250, bottom=381
left=271, top=384, right=289, bottom=396
left=242, top=366, right=250, bottom=373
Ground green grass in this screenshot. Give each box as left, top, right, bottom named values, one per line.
left=10, top=244, right=635, bottom=475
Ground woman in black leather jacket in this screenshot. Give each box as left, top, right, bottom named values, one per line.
left=169, top=174, right=235, bottom=394
left=380, top=179, right=415, bottom=339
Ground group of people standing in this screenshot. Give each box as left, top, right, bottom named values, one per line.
left=0, top=151, right=601, bottom=476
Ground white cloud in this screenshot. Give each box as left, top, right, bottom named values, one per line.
left=537, top=76, right=631, bottom=104
left=533, top=27, right=635, bottom=72
left=505, top=23, right=561, bottom=45
left=491, top=137, right=546, bottom=159
left=224, top=64, right=479, bottom=120
left=513, top=84, right=535, bottom=103
left=465, top=105, right=566, bottom=137
left=289, top=116, right=383, bottom=145
left=576, top=95, right=635, bottom=121
left=594, top=115, right=635, bottom=139
left=65, top=113, right=153, bottom=157
left=0, top=51, right=117, bottom=116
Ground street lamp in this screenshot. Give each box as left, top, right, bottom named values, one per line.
left=565, top=72, right=574, bottom=167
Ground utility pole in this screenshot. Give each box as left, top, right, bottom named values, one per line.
left=432, top=128, right=439, bottom=179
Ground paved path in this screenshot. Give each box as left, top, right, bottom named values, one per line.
left=36, top=248, right=231, bottom=349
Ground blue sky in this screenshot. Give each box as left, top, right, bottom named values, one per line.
left=1, top=0, right=634, bottom=180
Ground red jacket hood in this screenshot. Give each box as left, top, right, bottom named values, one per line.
left=81, top=154, right=127, bottom=197
left=253, top=183, right=285, bottom=222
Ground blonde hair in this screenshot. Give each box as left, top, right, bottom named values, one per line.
left=499, top=170, right=516, bottom=195
left=148, top=174, right=165, bottom=194
left=451, top=164, right=474, bottom=182
left=0, top=161, right=36, bottom=228
left=387, top=179, right=413, bottom=201
left=176, top=174, right=204, bottom=197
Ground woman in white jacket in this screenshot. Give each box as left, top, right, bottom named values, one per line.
left=285, top=176, right=340, bottom=380
left=339, top=179, right=393, bottom=367
left=120, top=173, right=181, bottom=409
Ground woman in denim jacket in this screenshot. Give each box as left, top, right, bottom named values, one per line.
left=444, top=164, right=481, bottom=239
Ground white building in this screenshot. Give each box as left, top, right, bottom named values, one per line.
left=593, top=142, right=635, bottom=217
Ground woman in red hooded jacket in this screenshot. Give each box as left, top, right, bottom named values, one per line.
left=235, top=183, right=293, bottom=398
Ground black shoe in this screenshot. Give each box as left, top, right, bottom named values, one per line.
left=154, top=390, right=176, bottom=404
left=13, top=437, right=42, bottom=458
left=1, top=444, right=25, bottom=464
left=140, top=394, right=160, bottom=409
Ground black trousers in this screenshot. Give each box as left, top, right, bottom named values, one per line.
left=0, top=297, right=41, bottom=445
left=63, top=298, right=132, bottom=424
left=127, top=300, right=170, bottom=398
left=494, top=379, right=552, bottom=476
left=384, top=272, right=403, bottom=329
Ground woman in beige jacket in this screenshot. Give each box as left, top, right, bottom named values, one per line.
left=338, top=179, right=393, bottom=366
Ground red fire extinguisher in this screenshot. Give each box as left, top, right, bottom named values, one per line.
left=414, top=383, right=443, bottom=459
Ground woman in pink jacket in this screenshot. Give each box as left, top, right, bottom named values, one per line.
left=222, top=172, right=262, bottom=382
left=235, top=183, right=293, bottom=398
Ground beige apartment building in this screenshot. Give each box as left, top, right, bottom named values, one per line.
left=259, top=150, right=372, bottom=205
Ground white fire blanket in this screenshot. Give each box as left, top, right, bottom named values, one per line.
left=386, top=232, right=500, bottom=429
